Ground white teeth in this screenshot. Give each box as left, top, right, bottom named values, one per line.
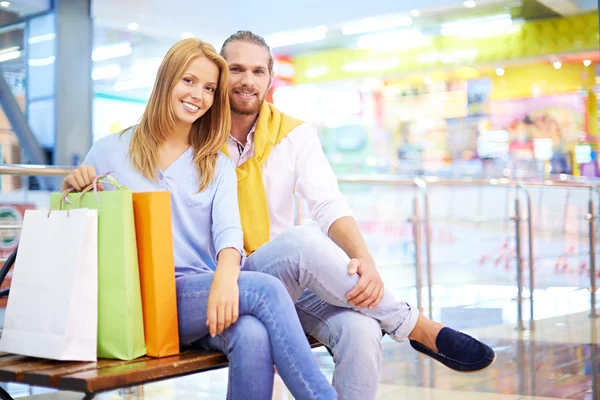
left=182, top=101, right=199, bottom=111
left=237, top=92, right=255, bottom=98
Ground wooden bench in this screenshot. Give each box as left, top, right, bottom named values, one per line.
left=0, top=252, right=327, bottom=399
left=0, top=337, right=323, bottom=399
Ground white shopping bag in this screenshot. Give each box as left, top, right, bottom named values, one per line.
left=0, top=208, right=98, bottom=361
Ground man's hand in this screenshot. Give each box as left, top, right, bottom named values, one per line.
left=346, top=258, right=384, bottom=309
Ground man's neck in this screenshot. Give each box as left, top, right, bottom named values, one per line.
left=231, top=112, right=258, bottom=146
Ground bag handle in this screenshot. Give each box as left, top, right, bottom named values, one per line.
left=48, top=187, right=76, bottom=217
left=78, top=172, right=128, bottom=205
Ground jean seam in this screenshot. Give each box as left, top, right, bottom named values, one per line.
left=295, top=302, right=341, bottom=349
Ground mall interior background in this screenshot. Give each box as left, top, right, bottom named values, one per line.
left=0, top=0, right=597, bottom=399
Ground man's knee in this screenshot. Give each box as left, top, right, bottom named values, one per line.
left=274, top=226, right=347, bottom=265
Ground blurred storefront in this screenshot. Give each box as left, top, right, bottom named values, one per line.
left=273, top=12, right=600, bottom=179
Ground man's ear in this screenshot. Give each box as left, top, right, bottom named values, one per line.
left=268, top=75, right=273, bottom=91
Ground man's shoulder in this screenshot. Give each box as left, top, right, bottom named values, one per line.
left=279, top=122, right=319, bottom=147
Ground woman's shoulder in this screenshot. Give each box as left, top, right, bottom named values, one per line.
left=216, top=152, right=236, bottom=174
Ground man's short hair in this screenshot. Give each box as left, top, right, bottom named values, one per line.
left=221, top=30, right=274, bottom=76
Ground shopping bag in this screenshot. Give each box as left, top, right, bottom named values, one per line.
left=50, top=175, right=146, bottom=360
left=0, top=208, right=98, bottom=361
left=132, top=192, right=179, bottom=357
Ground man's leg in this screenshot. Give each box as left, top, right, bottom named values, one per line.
left=245, top=226, right=495, bottom=373
left=296, top=290, right=382, bottom=400
left=245, top=226, right=418, bottom=341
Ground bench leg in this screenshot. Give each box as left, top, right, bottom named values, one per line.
left=82, top=394, right=96, bottom=400
left=0, top=386, right=14, bottom=400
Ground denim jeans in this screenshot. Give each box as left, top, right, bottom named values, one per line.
left=177, top=270, right=337, bottom=400
left=245, top=226, right=420, bottom=400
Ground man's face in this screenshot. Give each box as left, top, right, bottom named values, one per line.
left=222, top=41, right=271, bottom=116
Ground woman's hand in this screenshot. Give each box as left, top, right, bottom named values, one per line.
left=206, top=272, right=240, bottom=337
left=206, top=248, right=242, bottom=337
left=63, top=166, right=103, bottom=192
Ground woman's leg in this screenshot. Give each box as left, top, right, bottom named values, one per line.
left=199, top=316, right=274, bottom=400
left=177, top=272, right=275, bottom=400
left=176, top=271, right=336, bottom=400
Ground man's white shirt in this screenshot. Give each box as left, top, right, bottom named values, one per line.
left=226, top=122, right=353, bottom=240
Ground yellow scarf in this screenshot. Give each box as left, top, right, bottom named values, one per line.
left=221, top=102, right=303, bottom=255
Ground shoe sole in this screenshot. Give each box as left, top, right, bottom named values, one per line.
left=420, top=350, right=497, bottom=374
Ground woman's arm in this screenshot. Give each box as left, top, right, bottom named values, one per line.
left=206, top=158, right=245, bottom=336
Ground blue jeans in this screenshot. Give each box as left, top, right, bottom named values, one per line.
left=245, top=226, right=420, bottom=400
left=176, top=270, right=337, bottom=400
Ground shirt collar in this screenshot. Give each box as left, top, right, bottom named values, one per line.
left=229, top=121, right=257, bottom=145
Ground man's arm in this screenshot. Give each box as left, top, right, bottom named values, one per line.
left=328, top=216, right=373, bottom=263
left=292, top=125, right=384, bottom=309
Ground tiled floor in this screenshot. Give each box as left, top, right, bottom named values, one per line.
left=1, top=300, right=598, bottom=399
left=4, top=310, right=599, bottom=399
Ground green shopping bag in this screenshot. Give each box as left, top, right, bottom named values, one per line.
left=51, top=175, right=146, bottom=360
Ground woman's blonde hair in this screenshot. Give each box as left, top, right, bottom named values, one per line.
left=127, top=38, right=231, bottom=191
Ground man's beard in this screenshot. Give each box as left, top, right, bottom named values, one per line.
left=230, top=91, right=265, bottom=115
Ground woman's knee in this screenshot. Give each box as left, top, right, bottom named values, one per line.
left=226, top=315, right=271, bottom=350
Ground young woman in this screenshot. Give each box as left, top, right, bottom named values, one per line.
left=64, top=38, right=336, bottom=400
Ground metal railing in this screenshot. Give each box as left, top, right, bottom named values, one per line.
left=337, top=174, right=600, bottom=330
left=0, top=165, right=599, bottom=331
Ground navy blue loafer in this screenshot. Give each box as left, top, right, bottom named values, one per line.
left=410, top=327, right=496, bottom=373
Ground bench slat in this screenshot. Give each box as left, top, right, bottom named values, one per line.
left=0, top=355, right=30, bottom=368
left=24, top=358, right=151, bottom=387
left=59, top=350, right=228, bottom=393
left=23, top=350, right=194, bottom=388
left=0, top=359, right=81, bottom=382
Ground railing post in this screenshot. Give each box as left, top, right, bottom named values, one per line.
left=414, top=178, right=433, bottom=319
left=423, top=189, right=433, bottom=319
left=587, top=187, right=598, bottom=319
left=412, top=195, right=423, bottom=313
left=514, top=193, right=525, bottom=331
left=519, top=184, right=535, bottom=331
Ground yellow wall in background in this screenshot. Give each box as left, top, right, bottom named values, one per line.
left=487, top=63, right=594, bottom=100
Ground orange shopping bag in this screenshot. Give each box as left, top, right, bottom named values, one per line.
left=132, top=192, right=179, bottom=357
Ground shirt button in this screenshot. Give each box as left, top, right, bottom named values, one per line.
left=159, top=173, right=164, bottom=179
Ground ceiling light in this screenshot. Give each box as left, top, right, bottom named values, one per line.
left=0, top=1, right=11, bottom=7
left=114, top=79, right=154, bottom=92
left=584, top=59, right=592, bottom=67
left=266, top=26, right=327, bottom=48
left=28, top=56, right=56, bottom=67
left=464, top=1, right=476, bottom=8
left=92, top=42, right=132, bottom=62
left=441, top=14, right=513, bottom=38
left=342, top=16, right=412, bottom=35
left=0, top=50, right=20, bottom=63
left=127, top=22, right=140, bottom=31
left=553, top=61, right=562, bottom=69
left=356, top=30, right=428, bottom=51
left=495, top=67, right=505, bottom=76
left=92, top=64, right=121, bottom=80
left=28, top=33, right=56, bottom=44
